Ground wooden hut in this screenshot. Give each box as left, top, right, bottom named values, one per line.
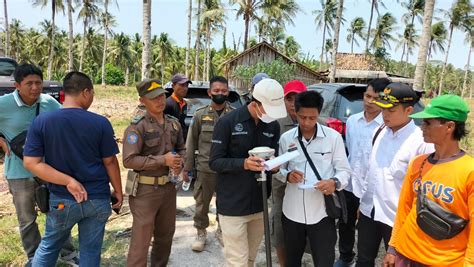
left=223, top=41, right=323, bottom=92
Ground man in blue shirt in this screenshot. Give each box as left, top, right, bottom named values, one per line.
left=23, top=71, right=123, bottom=266
left=0, top=64, right=77, bottom=266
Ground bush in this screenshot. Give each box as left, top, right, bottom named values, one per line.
left=94, top=64, right=125, bottom=85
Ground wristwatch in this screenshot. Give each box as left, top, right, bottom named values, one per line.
left=330, top=177, right=341, bottom=190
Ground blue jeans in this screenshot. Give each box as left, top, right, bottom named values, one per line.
left=32, top=194, right=111, bottom=267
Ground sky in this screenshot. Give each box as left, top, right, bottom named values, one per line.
left=3, top=0, right=471, bottom=70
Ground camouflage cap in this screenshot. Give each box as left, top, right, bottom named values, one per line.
left=136, top=79, right=166, bottom=99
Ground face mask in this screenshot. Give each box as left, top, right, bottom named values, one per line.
left=211, top=94, right=227, bottom=105
left=257, top=104, right=277, bottom=123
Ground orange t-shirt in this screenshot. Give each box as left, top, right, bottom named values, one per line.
left=389, top=153, right=474, bottom=266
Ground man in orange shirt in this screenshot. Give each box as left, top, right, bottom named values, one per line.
left=383, top=95, right=473, bottom=266
left=165, top=74, right=191, bottom=140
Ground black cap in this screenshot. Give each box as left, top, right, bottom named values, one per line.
left=171, top=74, right=192, bottom=84
left=374, top=82, right=418, bottom=108
left=136, top=79, right=166, bottom=99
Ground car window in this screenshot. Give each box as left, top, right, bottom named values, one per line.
left=0, top=60, right=17, bottom=76
left=335, top=92, right=364, bottom=122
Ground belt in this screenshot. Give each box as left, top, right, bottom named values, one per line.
left=138, top=175, right=170, bottom=186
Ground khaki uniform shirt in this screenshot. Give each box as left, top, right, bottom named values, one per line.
left=278, top=114, right=298, bottom=135
left=122, top=112, right=186, bottom=177
left=184, top=103, right=234, bottom=173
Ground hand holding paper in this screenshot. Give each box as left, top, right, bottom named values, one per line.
left=263, top=150, right=300, bottom=171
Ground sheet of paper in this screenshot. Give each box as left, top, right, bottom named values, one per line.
left=264, top=150, right=300, bottom=171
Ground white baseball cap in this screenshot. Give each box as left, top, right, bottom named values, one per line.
left=252, top=79, right=287, bottom=119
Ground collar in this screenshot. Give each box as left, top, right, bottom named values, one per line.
left=356, top=111, right=383, bottom=125
left=171, top=93, right=186, bottom=109
left=13, top=90, right=40, bottom=107
left=237, top=105, right=252, bottom=122
left=209, top=102, right=232, bottom=113
left=294, top=123, right=326, bottom=141
left=386, top=119, right=416, bottom=137
left=280, top=114, right=297, bottom=126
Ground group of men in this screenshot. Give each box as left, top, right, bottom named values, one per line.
left=0, top=63, right=472, bottom=267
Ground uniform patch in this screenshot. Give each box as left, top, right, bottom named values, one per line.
left=263, top=132, right=274, bottom=138
left=203, top=115, right=213, bottom=121
left=234, top=123, right=243, bottom=132
left=127, top=132, right=139, bottom=144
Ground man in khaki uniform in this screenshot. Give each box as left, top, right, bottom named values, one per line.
left=183, top=76, right=234, bottom=252
left=123, top=79, right=185, bottom=267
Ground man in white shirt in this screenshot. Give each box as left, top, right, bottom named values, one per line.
left=356, top=83, right=434, bottom=267
left=335, top=78, right=390, bottom=267
left=279, top=90, right=351, bottom=267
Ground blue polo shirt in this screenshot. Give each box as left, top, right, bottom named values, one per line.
left=0, top=91, right=61, bottom=179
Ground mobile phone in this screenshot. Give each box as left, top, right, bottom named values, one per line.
left=110, top=194, right=120, bottom=214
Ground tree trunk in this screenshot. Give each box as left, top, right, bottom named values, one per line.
left=194, top=0, right=202, bottom=80
left=438, top=23, right=454, bottom=95
left=243, top=0, right=252, bottom=50
left=423, top=41, right=433, bottom=90
left=413, top=0, right=435, bottom=92
left=329, top=0, right=344, bottom=83
left=203, top=22, right=210, bottom=81
left=125, top=66, right=129, bottom=86
left=351, top=36, right=354, bottom=53
left=160, top=51, right=164, bottom=84
left=79, top=17, right=87, bottom=71
left=141, top=0, right=152, bottom=80
left=365, top=0, right=375, bottom=53
left=101, top=0, right=109, bottom=87
left=319, top=24, right=326, bottom=70
left=185, top=0, right=192, bottom=77
left=67, top=0, right=74, bottom=71
left=461, top=45, right=471, bottom=98
left=3, top=0, right=9, bottom=57
left=405, top=44, right=410, bottom=77
left=47, top=0, right=56, bottom=80
left=206, top=24, right=211, bottom=81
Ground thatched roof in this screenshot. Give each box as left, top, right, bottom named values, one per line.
left=335, top=53, right=383, bottom=71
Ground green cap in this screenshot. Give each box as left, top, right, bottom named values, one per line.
left=410, top=94, right=470, bottom=122
left=136, top=79, right=167, bottom=99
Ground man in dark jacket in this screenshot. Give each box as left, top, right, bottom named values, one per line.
left=209, top=78, right=286, bottom=266
left=165, top=73, right=191, bottom=140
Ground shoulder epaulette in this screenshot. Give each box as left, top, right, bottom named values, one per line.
left=131, top=115, right=144, bottom=125
left=196, top=105, right=208, bottom=112
left=165, top=114, right=179, bottom=121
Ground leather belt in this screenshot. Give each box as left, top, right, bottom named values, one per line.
left=138, top=175, right=170, bottom=186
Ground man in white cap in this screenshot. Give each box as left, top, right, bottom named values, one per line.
left=209, top=79, right=287, bottom=266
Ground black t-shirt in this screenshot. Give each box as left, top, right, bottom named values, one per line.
left=164, top=96, right=187, bottom=140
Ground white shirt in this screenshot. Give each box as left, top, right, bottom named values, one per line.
left=345, top=112, right=383, bottom=198
left=279, top=124, right=352, bottom=225
left=359, top=120, right=434, bottom=227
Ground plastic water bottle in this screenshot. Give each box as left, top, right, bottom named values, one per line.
left=182, top=171, right=193, bottom=191
left=169, top=150, right=179, bottom=184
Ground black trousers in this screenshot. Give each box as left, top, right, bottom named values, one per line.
left=355, top=212, right=392, bottom=267
left=337, top=190, right=360, bottom=263
left=282, top=214, right=337, bottom=267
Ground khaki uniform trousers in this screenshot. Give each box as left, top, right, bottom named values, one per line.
left=193, top=171, right=217, bottom=229
left=219, top=212, right=264, bottom=267
left=127, top=183, right=176, bottom=267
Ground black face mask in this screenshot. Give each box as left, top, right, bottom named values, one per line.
left=211, top=94, right=227, bottom=105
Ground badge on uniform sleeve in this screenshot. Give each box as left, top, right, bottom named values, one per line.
left=127, top=132, right=139, bottom=144
left=288, top=143, right=297, bottom=152
left=172, top=121, right=179, bottom=131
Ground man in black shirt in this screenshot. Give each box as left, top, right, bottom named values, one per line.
left=209, top=78, right=286, bottom=266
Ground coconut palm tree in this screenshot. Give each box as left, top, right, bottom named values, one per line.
left=142, top=0, right=151, bottom=79
left=230, top=0, right=261, bottom=50
left=201, top=0, right=226, bottom=81
left=157, top=33, right=174, bottom=83
left=397, top=23, right=418, bottom=76
left=66, top=0, right=75, bottom=71
left=422, top=21, right=448, bottom=90
left=32, top=0, right=65, bottom=80
left=313, top=0, right=337, bottom=70
left=365, top=0, right=385, bottom=53
left=461, top=22, right=473, bottom=98
left=370, top=12, right=396, bottom=51
left=284, top=35, right=300, bottom=59
left=413, top=0, right=435, bottom=92
left=194, top=0, right=202, bottom=80
left=9, top=19, right=25, bottom=61
left=329, top=0, right=344, bottom=83
left=346, top=17, right=365, bottom=53
left=185, top=0, right=192, bottom=76
left=100, top=0, right=118, bottom=87
left=438, top=0, right=472, bottom=95
left=78, top=0, right=100, bottom=71
left=401, top=0, right=425, bottom=25
left=109, top=32, right=131, bottom=85
left=4, top=0, right=9, bottom=57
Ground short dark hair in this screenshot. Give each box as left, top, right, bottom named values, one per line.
left=63, top=71, right=93, bottom=95
left=295, top=91, right=324, bottom=113
left=367, top=78, right=391, bottom=93
left=210, top=76, right=228, bottom=88
left=438, top=119, right=468, bottom=141
left=13, top=63, right=43, bottom=83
